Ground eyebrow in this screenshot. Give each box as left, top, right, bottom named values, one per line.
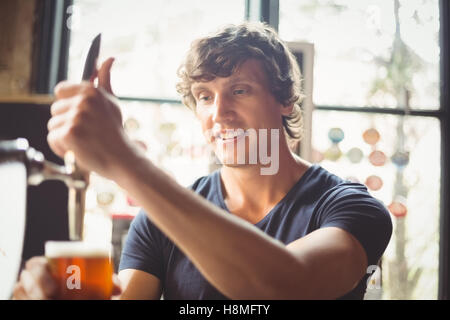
left=224, top=77, right=259, bottom=86
left=191, top=77, right=258, bottom=93
left=191, top=84, right=209, bottom=92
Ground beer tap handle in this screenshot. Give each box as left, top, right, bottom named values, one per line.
left=65, top=33, right=101, bottom=241
left=64, top=151, right=88, bottom=241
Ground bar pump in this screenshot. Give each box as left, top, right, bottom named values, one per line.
left=0, top=138, right=88, bottom=240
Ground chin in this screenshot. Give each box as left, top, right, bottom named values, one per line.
left=214, top=149, right=244, bottom=167
left=212, top=136, right=254, bottom=166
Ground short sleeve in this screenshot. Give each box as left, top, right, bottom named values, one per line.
left=118, top=210, right=165, bottom=279
left=317, top=183, right=393, bottom=266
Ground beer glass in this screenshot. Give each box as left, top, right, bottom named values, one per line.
left=45, top=241, right=113, bottom=300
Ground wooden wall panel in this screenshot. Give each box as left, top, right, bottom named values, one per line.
left=0, top=0, right=36, bottom=96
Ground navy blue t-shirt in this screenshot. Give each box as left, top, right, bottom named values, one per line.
left=119, top=164, right=392, bottom=299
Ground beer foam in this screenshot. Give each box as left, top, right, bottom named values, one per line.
left=45, top=241, right=112, bottom=258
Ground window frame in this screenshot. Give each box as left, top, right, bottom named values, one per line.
left=32, top=0, right=73, bottom=94
left=438, top=0, right=450, bottom=301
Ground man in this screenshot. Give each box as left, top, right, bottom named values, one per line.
left=13, top=22, right=392, bottom=300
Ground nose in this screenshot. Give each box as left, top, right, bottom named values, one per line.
left=211, top=92, right=235, bottom=124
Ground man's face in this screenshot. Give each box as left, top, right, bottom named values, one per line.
left=191, top=59, right=291, bottom=167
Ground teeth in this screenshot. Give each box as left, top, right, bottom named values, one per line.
left=220, top=130, right=242, bottom=140
left=221, top=132, right=236, bottom=139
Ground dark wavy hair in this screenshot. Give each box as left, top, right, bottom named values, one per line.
left=176, top=22, right=305, bottom=141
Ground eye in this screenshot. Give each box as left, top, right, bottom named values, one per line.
left=200, top=96, right=211, bottom=101
left=198, top=93, right=212, bottom=102
left=232, top=86, right=250, bottom=96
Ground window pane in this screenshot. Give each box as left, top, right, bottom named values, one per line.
left=67, top=0, right=245, bottom=98
left=311, top=110, right=440, bottom=299
left=279, top=0, right=440, bottom=110
left=84, top=101, right=209, bottom=217
left=119, top=101, right=210, bottom=187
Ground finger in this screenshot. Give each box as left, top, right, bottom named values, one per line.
left=47, top=113, right=69, bottom=132
left=112, top=274, right=122, bottom=297
left=47, top=127, right=69, bottom=158
left=27, top=260, right=57, bottom=298
left=25, top=256, right=48, bottom=270
left=20, top=270, right=47, bottom=300
left=54, top=81, right=90, bottom=99
left=12, top=282, right=29, bottom=300
left=97, top=57, right=115, bottom=95
left=50, top=98, right=72, bottom=116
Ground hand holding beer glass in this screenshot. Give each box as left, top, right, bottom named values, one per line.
left=14, top=203, right=120, bottom=300
left=45, top=241, right=114, bottom=300
left=13, top=244, right=121, bottom=300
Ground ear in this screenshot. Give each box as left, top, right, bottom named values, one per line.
left=280, top=103, right=294, bottom=116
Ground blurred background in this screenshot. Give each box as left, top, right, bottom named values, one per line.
left=0, top=0, right=449, bottom=300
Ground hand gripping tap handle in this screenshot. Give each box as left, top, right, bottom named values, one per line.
left=65, top=33, right=101, bottom=240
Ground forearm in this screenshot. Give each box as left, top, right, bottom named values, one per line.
left=112, top=152, right=307, bottom=299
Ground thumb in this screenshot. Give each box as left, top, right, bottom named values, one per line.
left=111, top=274, right=122, bottom=298
left=97, top=57, right=115, bottom=95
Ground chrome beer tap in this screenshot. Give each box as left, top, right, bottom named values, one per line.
left=0, top=138, right=87, bottom=239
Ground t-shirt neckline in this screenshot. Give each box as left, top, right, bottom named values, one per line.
left=213, top=164, right=320, bottom=226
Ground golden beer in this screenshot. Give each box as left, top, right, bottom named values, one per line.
left=45, top=241, right=114, bottom=300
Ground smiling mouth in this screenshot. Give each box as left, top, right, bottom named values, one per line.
left=214, top=129, right=246, bottom=142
